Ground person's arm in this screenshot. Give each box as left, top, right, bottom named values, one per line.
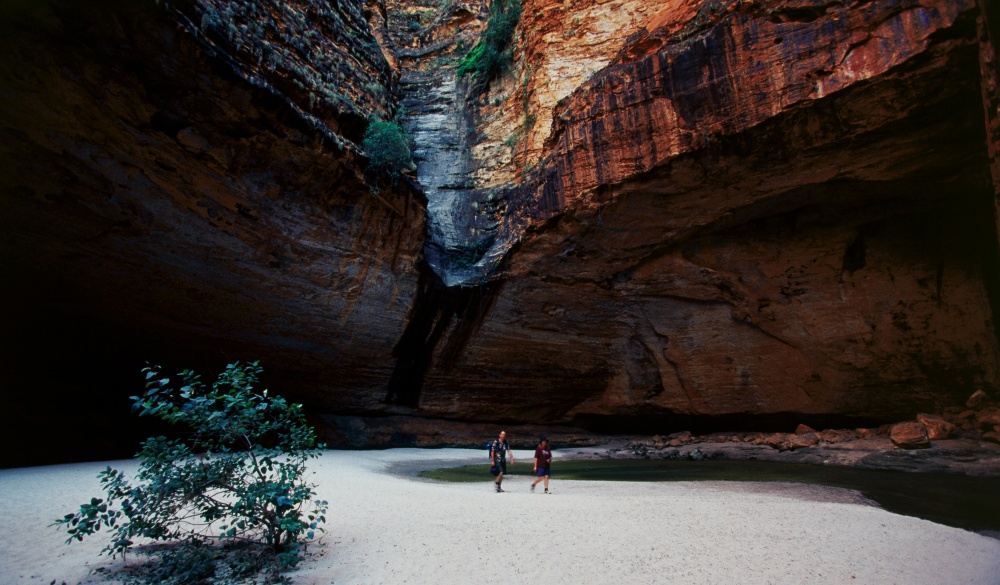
left=508, top=444, right=514, bottom=464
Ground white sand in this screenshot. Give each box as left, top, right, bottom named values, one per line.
left=2, top=448, right=999, bottom=585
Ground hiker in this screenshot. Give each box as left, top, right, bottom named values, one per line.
left=530, top=435, right=552, bottom=494
left=490, top=430, right=515, bottom=492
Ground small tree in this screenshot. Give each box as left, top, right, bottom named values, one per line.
left=54, top=362, right=328, bottom=581
left=456, top=0, right=522, bottom=92
left=362, top=118, right=414, bottom=184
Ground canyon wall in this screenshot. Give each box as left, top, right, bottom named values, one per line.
left=391, top=0, right=1000, bottom=433
left=0, top=0, right=424, bottom=464
left=1, top=0, right=998, bottom=461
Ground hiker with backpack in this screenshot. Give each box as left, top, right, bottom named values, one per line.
left=489, top=430, right=515, bottom=492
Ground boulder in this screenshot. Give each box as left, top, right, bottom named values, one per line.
left=890, top=422, right=931, bottom=449
left=976, top=410, right=1000, bottom=429
left=788, top=433, right=821, bottom=449
left=916, top=414, right=955, bottom=440
left=666, top=431, right=693, bottom=443
left=765, top=433, right=790, bottom=449
left=982, top=431, right=1000, bottom=446
left=967, top=389, right=989, bottom=409
left=820, top=429, right=852, bottom=444
left=955, top=410, right=979, bottom=430
left=794, top=424, right=817, bottom=435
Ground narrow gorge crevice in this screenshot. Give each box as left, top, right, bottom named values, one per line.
left=399, top=68, right=506, bottom=286
left=388, top=0, right=519, bottom=289
left=382, top=0, right=512, bottom=406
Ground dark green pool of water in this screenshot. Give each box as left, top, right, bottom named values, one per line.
left=420, top=459, right=1000, bottom=536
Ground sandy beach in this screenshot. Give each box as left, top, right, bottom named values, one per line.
left=2, top=448, right=999, bottom=585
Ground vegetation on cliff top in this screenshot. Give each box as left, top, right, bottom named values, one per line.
left=456, top=0, right=522, bottom=92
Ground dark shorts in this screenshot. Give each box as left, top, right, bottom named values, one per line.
left=495, top=460, right=507, bottom=474
left=536, top=467, right=549, bottom=477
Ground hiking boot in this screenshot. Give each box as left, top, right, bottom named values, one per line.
left=544, top=489, right=549, bottom=494
left=530, top=483, right=535, bottom=492
left=495, top=484, right=504, bottom=493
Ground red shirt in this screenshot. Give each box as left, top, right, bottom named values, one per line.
left=534, top=446, right=551, bottom=468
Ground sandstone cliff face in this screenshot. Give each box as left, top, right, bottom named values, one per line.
left=978, top=0, right=1000, bottom=250
left=1, top=0, right=998, bottom=461
left=471, top=0, right=704, bottom=188
left=392, top=0, right=1000, bottom=431
left=189, top=0, right=397, bottom=141
left=0, top=0, right=423, bottom=465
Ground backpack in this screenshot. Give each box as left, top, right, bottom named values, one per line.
left=487, top=440, right=500, bottom=475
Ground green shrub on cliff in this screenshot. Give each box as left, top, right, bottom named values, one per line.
left=363, top=118, right=414, bottom=183
left=53, top=361, right=327, bottom=584
left=457, top=0, right=522, bottom=91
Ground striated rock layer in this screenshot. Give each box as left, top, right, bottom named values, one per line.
left=1, top=0, right=999, bottom=461
left=391, top=0, right=1000, bottom=433
left=0, top=0, right=423, bottom=465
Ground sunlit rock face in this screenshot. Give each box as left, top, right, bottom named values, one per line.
left=470, top=0, right=704, bottom=190
left=397, top=0, right=1000, bottom=431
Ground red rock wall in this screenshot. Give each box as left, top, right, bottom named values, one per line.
left=406, top=0, right=1000, bottom=430
left=0, top=0, right=424, bottom=464
left=977, top=0, right=1000, bottom=253
left=527, top=0, right=978, bottom=212
left=2, top=0, right=999, bottom=459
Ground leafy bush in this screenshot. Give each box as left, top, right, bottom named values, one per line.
left=362, top=118, right=414, bottom=182
left=456, top=0, right=522, bottom=91
left=54, top=362, right=328, bottom=582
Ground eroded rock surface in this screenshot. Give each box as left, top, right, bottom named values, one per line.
left=398, top=0, right=1000, bottom=433
left=0, top=0, right=423, bottom=465
left=1, top=0, right=999, bottom=462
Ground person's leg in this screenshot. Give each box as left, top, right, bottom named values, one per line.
left=544, top=474, right=549, bottom=491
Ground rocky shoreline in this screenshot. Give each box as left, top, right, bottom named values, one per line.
left=587, top=434, right=1000, bottom=478
left=561, top=390, right=1000, bottom=477
left=318, top=390, right=1000, bottom=478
